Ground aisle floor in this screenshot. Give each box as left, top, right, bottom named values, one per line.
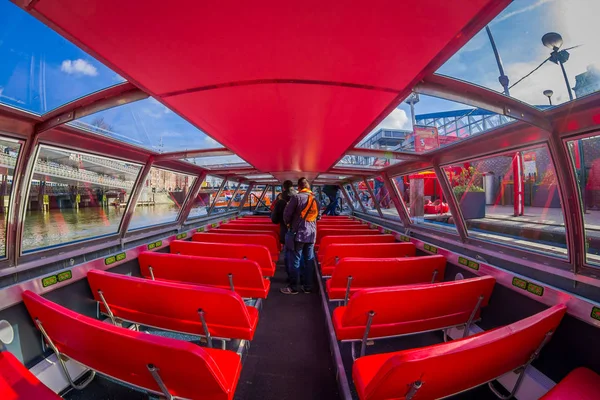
left=234, top=255, right=340, bottom=400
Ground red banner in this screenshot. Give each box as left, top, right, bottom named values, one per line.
left=413, top=125, right=439, bottom=153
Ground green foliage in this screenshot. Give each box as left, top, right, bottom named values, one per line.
left=451, top=166, right=484, bottom=196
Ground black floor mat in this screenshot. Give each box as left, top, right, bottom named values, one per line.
left=234, top=256, right=340, bottom=400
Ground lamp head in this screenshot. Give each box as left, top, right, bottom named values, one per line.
left=543, top=89, right=554, bottom=98
left=542, top=32, right=563, bottom=51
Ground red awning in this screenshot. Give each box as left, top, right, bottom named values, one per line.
left=24, top=0, right=508, bottom=180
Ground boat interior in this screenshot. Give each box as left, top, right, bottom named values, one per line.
left=0, top=0, right=599, bottom=399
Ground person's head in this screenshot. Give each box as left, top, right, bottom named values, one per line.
left=282, top=180, right=293, bottom=192
left=297, top=177, right=310, bottom=190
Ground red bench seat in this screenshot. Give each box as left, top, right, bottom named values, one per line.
left=326, top=255, right=446, bottom=301
left=540, top=367, right=600, bottom=400
left=193, top=233, right=279, bottom=261
left=221, top=223, right=280, bottom=235
left=22, top=291, right=242, bottom=400
left=321, top=243, right=416, bottom=276
left=353, top=305, right=567, bottom=400
left=333, top=276, right=495, bottom=357
left=0, top=351, right=60, bottom=400
left=318, top=235, right=396, bottom=262
left=87, top=270, right=259, bottom=341
left=212, top=228, right=280, bottom=245
left=317, top=229, right=379, bottom=247
left=171, top=240, right=275, bottom=277
left=138, top=252, right=270, bottom=299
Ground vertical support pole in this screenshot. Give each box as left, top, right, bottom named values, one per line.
left=119, top=156, right=155, bottom=238
left=339, top=183, right=355, bottom=213
left=344, top=276, right=353, bottom=306
left=147, top=364, right=174, bottom=400
left=197, top=309, right=213, bottom=348
left=359, top=311, right=375, bottom=358
left=363, top=178, right=383, bottom=217
left=463, top=295, right=484, bottom=338
left=225, top=181, right=242, bottom=211
left=228, top=273, right=235, bottom=292
left=238, top=183, right=254, bottom=212
left=409, top=177, right=424, bottom=222
left=405, top=381, right=423, bottom=400
left=207, top=178, right=228, bottom=216
left=350, top=183, right=367, bottom=213
left=433, top=164, right=468, bottom=241
left=176, top=171, right=207, bottom=226
left=513, top=152, right=524, bottom=216
left=381, top=172, right=411, bottom=226
left=148, top=266, right=155, bottom=280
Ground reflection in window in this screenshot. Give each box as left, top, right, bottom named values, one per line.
left=0, top=2, right=124, bottom=114
left=188, top=175, right=222, bottom=219
left=568, top=136, right=600, bottom=265
left=444, top=145, right=567, bottom=258
left=129, top=168, right=196, bottom=230
left=22, top=146, right=141, bottom=252
left=393, top=170, right=456, bottom=232
left=0, top=138, right=20, bottom=257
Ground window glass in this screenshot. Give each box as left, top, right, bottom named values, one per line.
left=374, top=177, right=401, bottom=222
left=22, top=146, right=141, bottom=252
left=0, top=137, right=20, bottom=257
left=443, top=145, right=567, bottom=258
left=70, top=97, right=225, bottom=153
left=187, top=175, right=222, bottom=219
left=128, top=168, right=196, bottom=230
left=437, top=0, right=599, bottom=107
left=393, top=170, right=457, bottom=233
left=185, top=155, right=249, bottom=169
left=335, top=156, right=402, bottom=170
left=0, top=2, right=124, bottom=115
left=567, top=136, right=600, bottom=265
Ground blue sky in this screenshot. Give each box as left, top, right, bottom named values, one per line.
left=1, top=0, right=598, bottom=152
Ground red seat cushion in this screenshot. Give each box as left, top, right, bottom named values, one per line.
left=213, top=228, right=280, bottom=244
left=0, top=351, right=60, bottom=400
left=353, top=305, right=567, bottom=400
left=326, top=255, right=446, bottom=300
left=321, top=243, right=416, bottom=276
left=333, top=276, right=495, bottom=340
left=193, top=232, right=279, bottom=261
left=318, top=234, right=396, bottom=262
left=317, top=229, right=379, bottom=245
left=540, top=367, right=600, bottom=400
left=171, top=240, right=275, bottom=277
left=22, top=291, right=242, bottom=400
left=138, top=252, right=270, bottom=299
left=221, top=223, right=280, bottom=235
left=88, top=270, right=259, bottom=340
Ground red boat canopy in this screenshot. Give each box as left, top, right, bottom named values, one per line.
left=23, top=0, right=508, bottom=180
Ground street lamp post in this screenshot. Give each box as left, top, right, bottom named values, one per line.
left=542, top=32, right=574, bottom=101
left=405, top=93, right=420, bottom=127
left=543, top=89, right=554, bottom=105
left=486, top=26, right=510, bottom=96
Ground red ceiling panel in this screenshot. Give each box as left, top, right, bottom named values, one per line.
left=29, top=0, right=508, bottom=175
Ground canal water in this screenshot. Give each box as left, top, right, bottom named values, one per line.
left=0, top=203, right=187, bottom=256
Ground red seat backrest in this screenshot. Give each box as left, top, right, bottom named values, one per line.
left=87, top=270, right=256, bottom=340
left=322, top=243, right=416, bottom=268
left=338, top=276, right=495, bottom=339
left=171, top=240, right=274, bottom=277
left=212, top=228, right=279, bottom=244
left=318, top=221, right=364, bottom=226
left=353, top=305, right=567, bottom=400
left=327, top=256, right=446, bottom=299
left=221, top=223, right=279, bottom=235
left=318, top=235, right=396, bottom=261
left=0, top=351, right=60, bottom=400
left=22, top=291, right=241, bottom=400
left=317, top=229, right=379, bottom=244
left=138, top=252, right=269, bottom=298
left=193, top=233, right=279, bottom=257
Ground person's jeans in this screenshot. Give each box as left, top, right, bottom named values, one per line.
left=288, top=241, right=315, bottom=291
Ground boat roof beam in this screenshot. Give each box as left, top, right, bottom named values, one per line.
left=35, top=83, right=148, bottom=134
left=346, top=148, right=427, bottom=162
left=154, top=148, right=235, bottom=161
left=414, top=75, right=553, bottom=132
left=118, top=155, right=155, bottom=237
left=176, top=171, right=208, bottom=227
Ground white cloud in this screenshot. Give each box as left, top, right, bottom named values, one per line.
left=60, top=59, right=98, bottom=76
left=205, top=137, right=218, bottom=145
left=374, top=108, right=410, bottom=131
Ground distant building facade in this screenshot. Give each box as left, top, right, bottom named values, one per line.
left=573, top=65, right=600, bottom=98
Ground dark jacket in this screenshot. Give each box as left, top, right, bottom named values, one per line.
left=272, top=190, right=293, bottom=243
left=283, top=190, right=317, bottom=244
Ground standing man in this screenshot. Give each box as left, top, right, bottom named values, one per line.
left=281, top=177, right=319, bottom=295
left=271, top=180, right=295, bottom=282
left=322, top=184, right=340, bottom=215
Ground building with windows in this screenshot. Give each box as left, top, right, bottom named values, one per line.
left=574, top=65, right=600, bottom=98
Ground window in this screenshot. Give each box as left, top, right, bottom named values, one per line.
left=22, top=146, right=141, bottom=252
left=0, top=2, right=124, bottom=115
left=567, top=135, right=600, bottom=265
left=393, top=170, right=457, bottom=233
left=128, top=168, right=196, bottom=230
left=0, top=137, right=21, bottom=257
left=187, top=175, right=222, bottom=220
left=443, top=145, right=567, bottom=258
